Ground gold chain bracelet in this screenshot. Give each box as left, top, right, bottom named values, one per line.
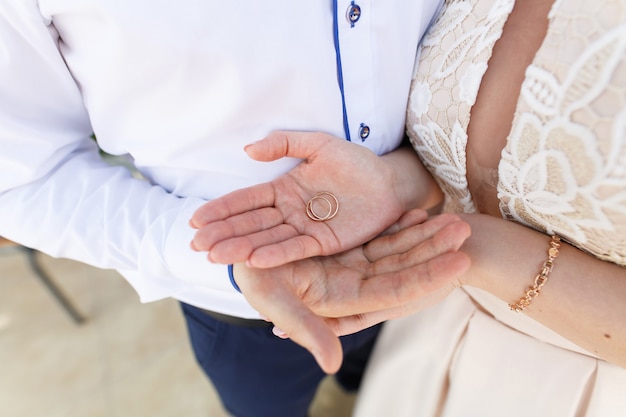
left=509, top=234, right=561, bottom=312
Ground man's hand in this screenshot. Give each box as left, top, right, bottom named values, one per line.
left=233, top=211, right=472, bottom=373
left=190, top=131, right=413, bottom=268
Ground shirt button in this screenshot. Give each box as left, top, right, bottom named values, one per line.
left=347, top=3, right=361, bottom=27
left=358, top=123, right=370, bottom=141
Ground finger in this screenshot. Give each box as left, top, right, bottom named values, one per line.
left=274, top=309, right=344, bottom=374
left=215, top=216, right=342, bottom=267
left=192, top=207, right=285, bottom=251
left=364, top=213, right=468, bottom=261
left=323, top=306, right=412, bottom=337
left=190, top=183, right=277, bottom=227
left=323, top=286, right=450, bottom=337
left=314, top=250, right=470, bottom=318
left=247, top=234, right=326, bottom=268
left=368, top=219, right=471, bottom=275
left=379, top=208, right=429, bottom=236
left=245, top=288, right=344, bottom=374
left=207, top=224, right=299, bottom=264
left=244, top=131, right=335, bottom=162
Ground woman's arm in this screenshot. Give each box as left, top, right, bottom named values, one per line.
left=459, top=214, right=626, bottom=368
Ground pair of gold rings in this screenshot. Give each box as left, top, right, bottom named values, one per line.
left=306, top=191, right=339, bottom=222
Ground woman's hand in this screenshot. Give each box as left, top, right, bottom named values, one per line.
left=234, top=210, right=471, bottom=373
left=190, top=131, right=440, bottom=268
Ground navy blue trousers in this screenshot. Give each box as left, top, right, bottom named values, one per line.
left=180, top=302, right=381, bottom=417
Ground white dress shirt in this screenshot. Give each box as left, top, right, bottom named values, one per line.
left=0, top=0, right=442, bottom=318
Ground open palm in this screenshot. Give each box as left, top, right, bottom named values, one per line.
left=191, top=131, right=409, bottom=268
left=234, top=211, right=472, bottom=373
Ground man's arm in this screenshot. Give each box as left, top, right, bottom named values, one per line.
left=0, top=4, right=225, bottom=302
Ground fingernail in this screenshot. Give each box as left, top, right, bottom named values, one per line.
left=243, top=141, right=259, bottom=152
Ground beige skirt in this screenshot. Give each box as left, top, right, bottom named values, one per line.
left=353, top=288, right=626, bottom=417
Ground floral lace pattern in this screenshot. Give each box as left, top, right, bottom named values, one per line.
left=408, top=0, right=626, bottom=266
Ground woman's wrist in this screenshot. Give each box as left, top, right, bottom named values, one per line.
left=456, top=213, right=563, bottom=302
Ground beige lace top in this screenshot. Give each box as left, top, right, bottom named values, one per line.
left=407, top=0, right=626, bottom=267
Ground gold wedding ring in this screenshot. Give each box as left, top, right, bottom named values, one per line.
left=306, top=192, right=339, bottom=222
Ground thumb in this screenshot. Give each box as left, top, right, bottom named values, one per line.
left=244, top=130, right=335, bottom=162
left=250, top=287, right=344, bottom=373
left=277, top=310, right=344, bottom=374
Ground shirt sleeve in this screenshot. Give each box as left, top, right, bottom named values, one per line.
left=0, top=3, right=229, bottom=303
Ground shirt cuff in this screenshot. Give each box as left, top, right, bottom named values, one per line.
left=228, top=264, right=242, bottom=293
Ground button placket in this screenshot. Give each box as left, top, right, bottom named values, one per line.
left=336, top=0, right=375, bottom=144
